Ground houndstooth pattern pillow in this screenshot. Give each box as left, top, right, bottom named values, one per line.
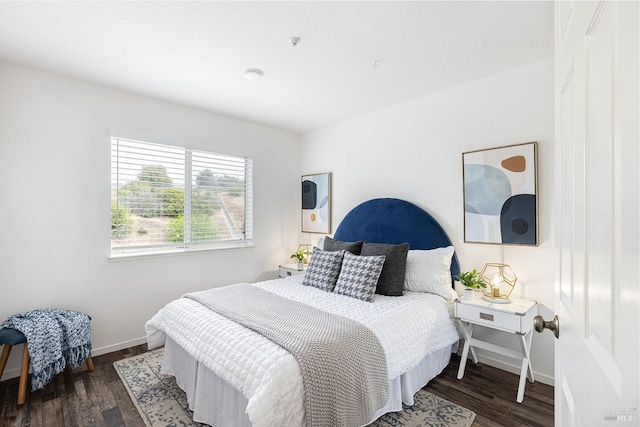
left=301, top=248, right=345, bottom=292
left=333, top=252, right=386, bottom=302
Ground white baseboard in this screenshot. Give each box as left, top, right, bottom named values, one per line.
left=471, top=353, right=555, bottom=386
left=0, top=336, right=148, bottom=381
left=91, top=336, right=148, bottom=357
left=1, top=368, right=21, bottom=382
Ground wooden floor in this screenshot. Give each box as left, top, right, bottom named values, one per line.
left=0, top=345, right=553, bottom=427
left=423, top=355, right=554, bottom=427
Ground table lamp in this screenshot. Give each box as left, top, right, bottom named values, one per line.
left=480, top=263, right=517, bottom=303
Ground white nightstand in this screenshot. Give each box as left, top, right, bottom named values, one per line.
left=278, top=263, right=306, bottom=278
left=454, top=297, right=538, bottom=403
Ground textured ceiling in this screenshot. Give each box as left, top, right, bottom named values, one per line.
left=0, top=1, right=553, bottom=133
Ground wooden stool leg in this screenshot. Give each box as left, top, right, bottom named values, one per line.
left=85, top=357, right=94, bottom=372
left=17, top=344, right=29, bottom=406
left=0, top=344, right=12, bottom=380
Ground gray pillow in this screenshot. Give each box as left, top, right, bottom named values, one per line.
left=360, top=242, right=410, bottom=296
left=301, top=248, right=345, bottom=292
left=333, top=252, right=386, bottom=302
left=323, top=236, right=364, bottom=255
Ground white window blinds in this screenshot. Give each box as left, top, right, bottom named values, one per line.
left=111, top=137, right=253, bottom=256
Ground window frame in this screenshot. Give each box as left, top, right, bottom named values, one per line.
left=109, top=136, right=254, bottom=259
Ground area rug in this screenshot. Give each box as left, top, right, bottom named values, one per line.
left=114, top=349, right=476, bottom=427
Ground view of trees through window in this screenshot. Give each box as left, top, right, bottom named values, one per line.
left=111, top=138, right=252, bottom=254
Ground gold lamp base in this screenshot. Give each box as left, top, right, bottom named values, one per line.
left=482, top=295, right=511, bottom=304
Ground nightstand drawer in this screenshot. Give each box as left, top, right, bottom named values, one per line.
left=455, top=303, right=523, bottom=332
left=278, top=264, right=306, bottom=278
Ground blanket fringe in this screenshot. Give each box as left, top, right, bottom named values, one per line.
left=30, top=344, right=92, bottom=391
left=31, top=357, right=66, bottom=391
left=64, top=344, right=93, bottom=370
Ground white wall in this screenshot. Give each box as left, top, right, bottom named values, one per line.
left=300, top=59, right=556, bottom=384
left=0, top=58, right=556, bottom=385
left=0, top=61, right=300, bottom=379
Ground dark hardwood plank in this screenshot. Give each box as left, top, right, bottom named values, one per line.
left=102, top=406, right=126, bottom=427
left=109, top=382, right=145, bottom=427
left=423, top=354, right=554, bottom=427
left=0, top=345, right=553, bottom=426
left=73, top=377, right=98, bottom=427
left=41, top=394, right=64, bottom=427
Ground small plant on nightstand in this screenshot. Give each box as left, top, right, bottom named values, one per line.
left=290, top=248, right=310, bottom=270
left=455, top=269, right=487, bottom=300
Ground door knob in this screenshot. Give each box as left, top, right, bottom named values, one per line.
left=533, top=315, right=559, bottom=339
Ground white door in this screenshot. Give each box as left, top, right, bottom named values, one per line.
left=554, top=1, right=639, bottom=425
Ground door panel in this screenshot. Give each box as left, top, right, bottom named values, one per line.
left=586, top=2, right=614, bottom=355
left=559, top=65, right=575, bottom=311
left=560, top=374, right=577, bottom=427
left=555, top=1, right=638, bottom=425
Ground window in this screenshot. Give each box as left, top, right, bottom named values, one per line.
left=110, top=137, right=253, bottom=257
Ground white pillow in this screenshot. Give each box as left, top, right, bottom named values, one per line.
left=403, top=246, right=455, bottom=300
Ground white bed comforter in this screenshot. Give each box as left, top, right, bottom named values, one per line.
left=145, top=276, right=459, bottom=427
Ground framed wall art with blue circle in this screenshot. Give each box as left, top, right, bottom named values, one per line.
left=462, top=142, right=538, bottom=246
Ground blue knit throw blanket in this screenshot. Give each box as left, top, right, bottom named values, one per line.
left=1, top=309, right=92, bottom=391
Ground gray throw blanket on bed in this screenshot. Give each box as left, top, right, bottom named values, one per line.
left=184, top=283, right=389, bottom=427
left=1, top=309, right=92, bottom=391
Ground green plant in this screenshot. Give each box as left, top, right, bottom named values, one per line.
left=290, top=248, right=310, bottom=262
left=111, top=202, right=133, bottom=239
left=196, top=168, right=216, bottom=188
left=119, top=182, right=163, bottom=218
left=137, top=165, right=173, bottom=188
left=161, top=187, right=185, bottom=217
left=167, top=216, right=185, bottom=242
left=137, top=228, right=148, bottom=235
left=455, top=269, right=487, bottom=290
left=192, top=190, right=221, bottom=216
left=167, top=215, right=218, bottom=243
left=190, top=215, right=218, bottom=242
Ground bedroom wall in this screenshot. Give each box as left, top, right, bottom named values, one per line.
left=299, top=59, right=556, bottom=384
left=0, top=61, right=300, bottom=380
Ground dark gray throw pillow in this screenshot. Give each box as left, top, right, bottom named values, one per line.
left=323, top=236, right=364, bottom=255
left=360, top=242, right=410, bottom=296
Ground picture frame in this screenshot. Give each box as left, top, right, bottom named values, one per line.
left=462, top=142, right=538, bottom=246
left=301, top=172, right=331, bottom=233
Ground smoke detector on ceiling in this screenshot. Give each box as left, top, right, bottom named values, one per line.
left=244, top=69, right=263, bottom=80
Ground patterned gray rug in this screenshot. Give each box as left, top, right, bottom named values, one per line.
left=114, top=349, right=476, bottom=427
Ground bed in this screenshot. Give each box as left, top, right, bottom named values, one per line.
left=146, top=198, right=461, bottom=427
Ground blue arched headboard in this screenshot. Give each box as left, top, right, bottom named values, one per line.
left=333, top=198, right=460, bottom=283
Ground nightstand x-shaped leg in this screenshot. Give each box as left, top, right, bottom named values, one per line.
left=456, top=321, right=478, bottom=380
left=456, top=320, right=535, bottom=403
left=517, top=330, right=535, bottom=403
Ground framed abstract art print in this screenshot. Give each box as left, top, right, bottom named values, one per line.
left=462, top=142, right=538, bottom=246
left=301, top=172, right=331, bottom=233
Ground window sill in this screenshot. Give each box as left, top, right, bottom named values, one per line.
left=108, top=243, right=256, bottom=262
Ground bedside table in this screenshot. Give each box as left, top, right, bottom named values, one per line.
left=454, top=297, right=537, bottom=403
left=278, top=263, right=306, bottom=278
